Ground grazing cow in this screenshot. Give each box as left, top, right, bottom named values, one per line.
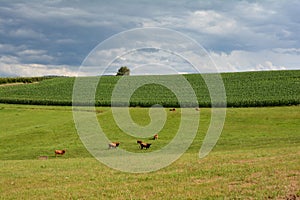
left=153, top=134, right=158, bottom=140
left=55, top=150, right=66, bottom=156
left=140, top=143, right=151, bottom=149
left=137, top=140, right=151, bottom=149
left=108, top=142, right=120, bottom=149
left=195, top=107, right=200, bottom=111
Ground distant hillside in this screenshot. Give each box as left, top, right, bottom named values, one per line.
left=0, top=70, right=299, bottom=107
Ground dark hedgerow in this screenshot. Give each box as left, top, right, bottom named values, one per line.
left=0, top=77, right=53, bottom=85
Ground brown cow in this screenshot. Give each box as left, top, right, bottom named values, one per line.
left=137, top=140, right=151, bottom=149
left=137, top=140, right=143, bottom=144
left=108, top=142, right=120, bottom=149
left=153, top=134, right=158, bottom=140
left=55, top=150, right=66, bottom=156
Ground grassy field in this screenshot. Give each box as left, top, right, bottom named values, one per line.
left=0, top=70, right=299, bottom=107
left=0, top=104, right=299, bottom=199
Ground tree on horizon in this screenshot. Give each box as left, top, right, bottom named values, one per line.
left=116, top=66, right=130, bottom=76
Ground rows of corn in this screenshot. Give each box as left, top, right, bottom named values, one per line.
left=0, top=70, right=299, bottom=107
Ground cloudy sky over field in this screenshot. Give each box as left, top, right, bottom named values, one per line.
left=0, top=0, right=299, bottom=76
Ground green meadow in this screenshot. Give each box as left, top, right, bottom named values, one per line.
left=0, top=104, right=299, bottom=199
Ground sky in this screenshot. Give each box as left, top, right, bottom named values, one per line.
left=0, top=0, right=299, bottom=76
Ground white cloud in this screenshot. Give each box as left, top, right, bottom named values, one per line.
left=0, top=55, right=20, bottom=64
left=255, top=61, right=286, bottom=71
left=0, top=44, right=25, bottom=54
left=0, top=44, right=55, bottom=64
left=16, top=49, right=54, bottom=63
left=209, top=48, right=300, bottom=72
left=79, top=47, right=190, bottom=76
left=55, top=38, right=77, bottom=44
left=142, top=10, right=238, bottom=36
left=0, top=62, right=81, bottom=77
left=187, top=10, right=238, bottom=35
left=17, top=49, right=47, bottom=56
left=9, top=28, right=45, bottom=39
left=0, top=54, right=80, bottom=77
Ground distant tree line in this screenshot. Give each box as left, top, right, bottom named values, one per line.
left=0, top=77, right=52, bottom=85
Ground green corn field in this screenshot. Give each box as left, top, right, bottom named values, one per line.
left=0, top=70, right=299, bottom=107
